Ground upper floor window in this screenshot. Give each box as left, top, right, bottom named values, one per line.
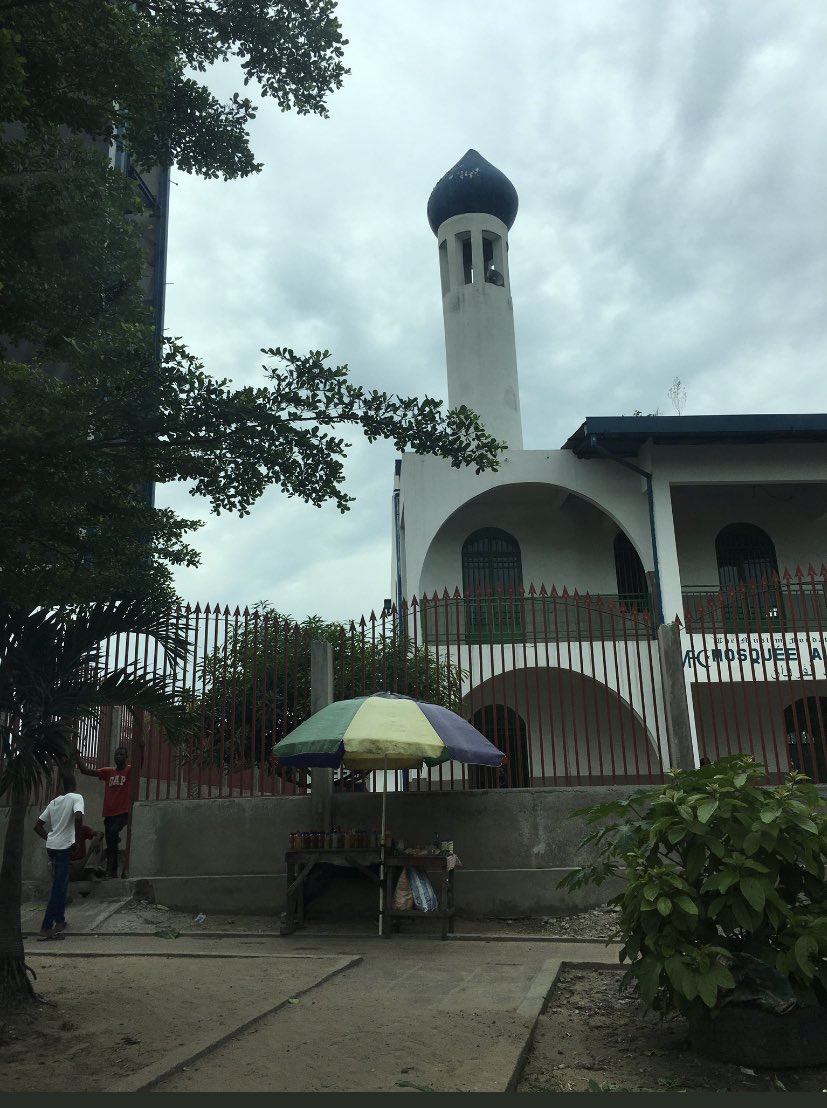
left=715, top=523, right=778, bottom=590
left=462, top=528, right=523, bottom=639
left=613, top=531, right=648, bottom=609
left=462, top=528, right=523, bottom=596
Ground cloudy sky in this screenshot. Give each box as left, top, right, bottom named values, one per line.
left=157, top=0, right=827, bottom=623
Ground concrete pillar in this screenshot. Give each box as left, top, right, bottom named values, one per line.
left=310, top=639, right=334, bottom=830
left=657, top=622, right=696, bottom=770
left=649, top=473, right=684, bottom=625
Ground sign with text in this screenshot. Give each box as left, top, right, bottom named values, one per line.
left=683, top=631, right=827, bottom=682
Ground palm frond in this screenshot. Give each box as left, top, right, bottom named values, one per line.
left=0, top=600, right=192, bottom=797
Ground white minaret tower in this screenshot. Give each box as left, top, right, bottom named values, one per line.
left=427, top=149, right=523, bottom=449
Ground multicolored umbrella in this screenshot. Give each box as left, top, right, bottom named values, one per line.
left=275, top=691, right=505, bottom=772
left=275, top=692, right=504, bottom=934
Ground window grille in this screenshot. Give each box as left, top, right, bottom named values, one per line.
left=461, top=528, right=523, bottom=640
left=715, top=523, right=779, bottom=624
left=613, top=531, right=649, bottom=611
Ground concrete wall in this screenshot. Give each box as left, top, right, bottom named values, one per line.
left=11, top=780, right=827, bottom=922
left=124, top=787, right=632, bottom=919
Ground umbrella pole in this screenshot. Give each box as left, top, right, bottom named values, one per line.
left=379, top=755, right=388, bottom=937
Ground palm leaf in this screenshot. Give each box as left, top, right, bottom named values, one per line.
left=0, top=600, right=192, bottom=799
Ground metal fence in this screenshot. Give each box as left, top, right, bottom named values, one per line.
left=6, top=568, right=825, bottom=807
left=682, top=568, right=827, bottom=782
left=62, top=588, right=665, bottom=800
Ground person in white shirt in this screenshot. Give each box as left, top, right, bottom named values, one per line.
left=33, top=772, right=85, bottom=941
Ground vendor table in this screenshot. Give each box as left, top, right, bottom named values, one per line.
left=382, top=854, right=456, bottom=940
left=281, top=848, right=381, bottom=935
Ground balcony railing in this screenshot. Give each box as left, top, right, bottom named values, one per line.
left=682, top=578, right=827, bottom=633
left=417, top=592, right=654, bottom=645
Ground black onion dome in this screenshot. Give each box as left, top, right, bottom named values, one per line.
left=427, top=149, right=518, bottom=235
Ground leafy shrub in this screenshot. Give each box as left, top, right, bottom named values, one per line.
left=559, top=756, right=827, bottom=1021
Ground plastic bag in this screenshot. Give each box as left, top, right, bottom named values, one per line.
left=393, top=868, right=414, bottom=911
left=408, top=866, right=438, bottom=912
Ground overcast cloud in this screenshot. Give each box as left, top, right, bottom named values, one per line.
left=156, top=0, right=827, bottom=622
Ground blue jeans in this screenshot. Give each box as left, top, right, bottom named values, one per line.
left=104, top=812, right=129, bottom=875
left=42, top=847, right=72, bottom=931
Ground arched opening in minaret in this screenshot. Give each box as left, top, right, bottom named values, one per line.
left=459, top=231, right=473, bottom=284
left=482, top=232, right=504, bottom=286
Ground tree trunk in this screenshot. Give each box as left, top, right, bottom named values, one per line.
left=0, top=789, right=37, bottom=1006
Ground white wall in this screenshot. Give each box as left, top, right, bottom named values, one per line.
left=399, top=450, right=652, bottom=602
left=672, top=483, right=827, bottom=586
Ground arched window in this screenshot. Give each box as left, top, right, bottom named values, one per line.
left=715, top=523, right=778, bottom=588
left=784, top=697, right=827, bottom=783
left=613, top=532, right=649, bottom=611
left=468, top=705, right=529, bottom=788
left=462, top=528, right=523, bottom=639
left=716, top=523, right=780, bottom=623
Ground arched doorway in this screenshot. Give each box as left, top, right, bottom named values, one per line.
left=468, top=704, right=529, bottom=788
left=784, top=696, right=827, bottom=782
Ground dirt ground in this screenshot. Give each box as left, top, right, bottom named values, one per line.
left=5, top=898, right=827, bottom=1093
left=518, top=964, right=827, bottom=1094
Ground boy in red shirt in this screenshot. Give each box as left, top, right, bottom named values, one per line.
left=76, top=745, right=132, bottom=878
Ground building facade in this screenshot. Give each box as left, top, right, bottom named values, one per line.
left=392, top=151, right=827, bottom=785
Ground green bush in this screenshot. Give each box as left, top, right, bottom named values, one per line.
left=559, top=756, right=827, bottom=1022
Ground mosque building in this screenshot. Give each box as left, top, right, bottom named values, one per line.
left=390, top=150, right=827, bottom=785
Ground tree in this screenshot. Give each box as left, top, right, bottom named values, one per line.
left=0, top=0, right=505, bottom=609
left=0, top=0, right=349, bottom=180
left=188, top=606, right=467, bottom=782
left=0, top=337, right=504, bottom=607
left=0, top=600, right=191, bottom=1006
left=0, top=133, right=148, bottom=363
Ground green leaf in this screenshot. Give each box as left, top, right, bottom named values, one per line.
left=675, top=895, right=698, bottom=915
left=732, top=897, right=755, bottom=931
left=706, top=837, right=726, bottom=858
left=739, top=877, right=766, bottom=913
left=794, top=935, right=819, bottom=976
left=718, top=870, right=739, bottom=892
left=657, top=896, right=672, bottom=916
left=708, top=965, right=736, bottom=990
left=707, top=895, right=726, bottom=918
left=697, top=974, right=718, bottom=1008
left=685, top=843, right=707, bottom=882
left=697, top=799, right=719, bottom=824
left=635, top=956, right=663, bottom=1005
left=664, top=954, right=690, bottom=992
